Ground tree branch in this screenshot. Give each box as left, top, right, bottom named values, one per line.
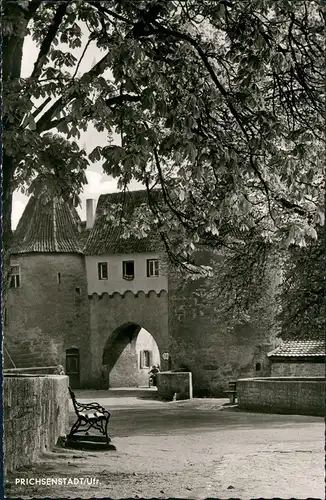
left=72, top=36, right=93, bottom=80
left=150, top=21, right=252, bottom=141
left=86, top=0, right=133, bottom=25
left=27, top=0, right=43, bottom=21
left=35, top=49, right=113, bottom=132
left=152, top=145, right=192, bottom=229
left=36, top=93, right=141, bottom=132
left=276, top=197, right=307, bottom=216
left=31, top=1, right=70, bottom=79
left=35, top=96, right=65, bottom=133
left=32, top=96, right=51, bottom=119
left=105, top=94, right=141, bottom=106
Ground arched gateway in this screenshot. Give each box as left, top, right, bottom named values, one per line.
left=102, top=322, right=161, bottom=388
left=87, top=289, right=169, bottom=388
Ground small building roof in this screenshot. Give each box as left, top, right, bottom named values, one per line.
left=11, top=195, right=83, bottom=254
left=84, top=190, right=162, bottom=255
left=267, top=338, right=325, bottom=358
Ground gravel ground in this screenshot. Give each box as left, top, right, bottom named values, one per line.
left=6, top=390, right=325, bottom=499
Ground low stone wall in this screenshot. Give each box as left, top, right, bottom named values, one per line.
left=157, top=371, right=193, bottom=400
left=4, top=366, right=58, bottom=375
left=4, top=375, right=69, bottom=473
left=271, top=361, right=325, bottom=377
left=237, top=377, right=325, bottom=416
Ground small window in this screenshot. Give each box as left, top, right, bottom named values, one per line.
left=140, top=350, right=151, bottom=368
left=147, top=259, right=159, bottom=277
left=123, top=260, right=134, bottom=280
left=10, top=265, right=21, bottom=288
left=75, top=287, right=81, bottom=295
left=57, top=272, right=61, bottom=284
left=255, top=362, right=261, bottom=371
left=98, top=262, right=108, bottom=280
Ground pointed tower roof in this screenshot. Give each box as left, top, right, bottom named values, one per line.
left=11, top=195, right=83, bottom=254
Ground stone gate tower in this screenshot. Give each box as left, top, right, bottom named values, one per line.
left=83, top=192, right=169, bottom=388
left=5, top=191, right=170, bottom=389
left=5, top=195, right=90, bottom=386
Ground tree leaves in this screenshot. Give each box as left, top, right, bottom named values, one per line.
left=2, top=0, right=324, bottom=315
left=277, top=229, right=324, bottom=339
left=28, top=114, right=36, bottom=130
left=89, top=146, right=102, bottom=163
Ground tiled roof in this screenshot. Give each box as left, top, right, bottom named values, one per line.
left=84, top=190, right=162, bottom=255
left=11, top=195, right=83, bottom=254
left=267, top=339, right=325, bottom=358
left=78, top=221, right=91, bottom=248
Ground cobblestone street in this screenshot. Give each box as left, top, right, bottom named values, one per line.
left=6, top=389, right=325, bottom=499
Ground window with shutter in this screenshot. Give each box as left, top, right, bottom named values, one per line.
left=140, top=350, right=151, bottom=368
left=98, top=262, right=108, bottom=280
left=147, top=259, right=159, bottom=277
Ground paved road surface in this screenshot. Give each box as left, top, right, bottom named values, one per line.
left=6, top=388, right=325, bottom=499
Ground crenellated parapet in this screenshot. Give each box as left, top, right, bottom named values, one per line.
left=88, top=289, right=168, bottom=301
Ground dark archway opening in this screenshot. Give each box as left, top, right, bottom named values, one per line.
left=102, top=323, right=160, bottom=388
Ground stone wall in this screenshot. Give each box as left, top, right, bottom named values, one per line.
left=107, top=344, right=139, bottom=387
left=103, top=327, right=139, bottom=388
left=237, top=377, right=325, bottom=416
left=108, top=327, right=160, bottom=388
left=157, top=371, right=193, bottom=400
left=271, top=360, right=325, bottom=377
left=89, top=289, right=169, bottom=388
left=4, top=375, right=69, bottom=473
left=5, top=254, right=90, bottom=387
left=168, top=249, right=279, bottom=396
left=4, top=366, right=58, bottom=375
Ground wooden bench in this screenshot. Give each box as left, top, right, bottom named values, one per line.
left=224, top=381, right=237, bottom=404
left=68, top=387, right=111, bottom=444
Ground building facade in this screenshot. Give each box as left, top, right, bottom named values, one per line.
left=267, top=339, right=325, bottom=377
left=5, top=192, right=169, bottom=389
left=5, top=190, right=290, bottom=394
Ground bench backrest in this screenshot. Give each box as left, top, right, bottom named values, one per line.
left=68, top=386, right=79, bottom=415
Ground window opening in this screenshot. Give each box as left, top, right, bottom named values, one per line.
left=10, top=265, right=21, bottom=288
left=123, top=260, right=134, bottom=280
left=140, top=350, right=151, bottom=368
left=147, top=259, right=159, bottom=277
left=98, top=262, right=108, bottom=280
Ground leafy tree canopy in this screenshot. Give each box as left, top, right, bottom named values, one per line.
left=3, top=0, right=324, bottom=316
left=276, top=233, right=324, bottom=340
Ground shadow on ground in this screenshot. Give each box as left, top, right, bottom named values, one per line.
left=65, top=440, right=117, bottom=452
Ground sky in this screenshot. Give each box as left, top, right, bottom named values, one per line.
left=12, top=22, right=143, bottom=228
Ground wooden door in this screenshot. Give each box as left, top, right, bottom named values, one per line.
left=66, top=348, right=80, bottom=389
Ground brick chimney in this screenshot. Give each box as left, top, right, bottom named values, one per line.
left=86, top=199, right=96, bottom=229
